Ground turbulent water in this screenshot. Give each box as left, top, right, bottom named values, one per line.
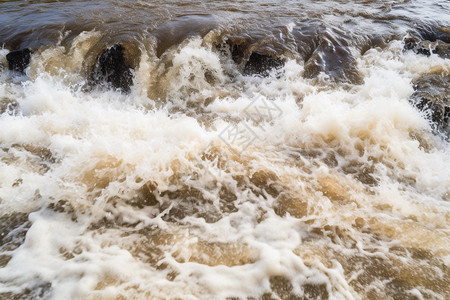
left=0, top=0, right=449, bottom=299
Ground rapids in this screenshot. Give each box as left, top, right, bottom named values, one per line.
left=0, top=0, right=449, bottom=299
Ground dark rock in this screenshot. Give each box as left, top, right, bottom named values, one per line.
left=404, top=37, right=431, bottom=56
left=410, top=75, right=449, bottom=138
left=404, top=37, right=419, bottom=51
left=243, top=52, right=284, bottom=77
left=403, top=36, right=450, bottom=59
left=88, top=44, right=133, bottom=93
left=6, top=49, right=31, bottom=73
left=432, top=40, right=450, bottom=59
left=218, top=38, right=285, bottom=77
left=226, top=40, right=247, bottom=65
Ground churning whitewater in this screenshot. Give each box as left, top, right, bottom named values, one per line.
left=0, top=0, right=449, bottom=299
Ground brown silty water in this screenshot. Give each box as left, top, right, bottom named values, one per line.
left=0, top=0, right=449, bottom=299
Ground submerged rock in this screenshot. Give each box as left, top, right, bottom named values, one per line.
left=152, top=15, right=218, bottom=57
left=410, top=74, right=449, bottom=138
left=88, top=44, right=133, bottom=93
left=303, top=37, right=362, bottom=84
left=288, top=23, right=363, bottom=84
left=415, top=25, right=450, bottom=44
left=6, top=48, right=31, bottom=73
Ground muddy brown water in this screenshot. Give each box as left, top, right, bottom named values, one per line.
left=0, top=0, right=449, bottom=299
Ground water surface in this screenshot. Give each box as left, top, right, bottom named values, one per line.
left=0, top=0, right=449, bottom=299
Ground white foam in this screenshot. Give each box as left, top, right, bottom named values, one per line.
left=0, top=34, right=449, bottom=299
